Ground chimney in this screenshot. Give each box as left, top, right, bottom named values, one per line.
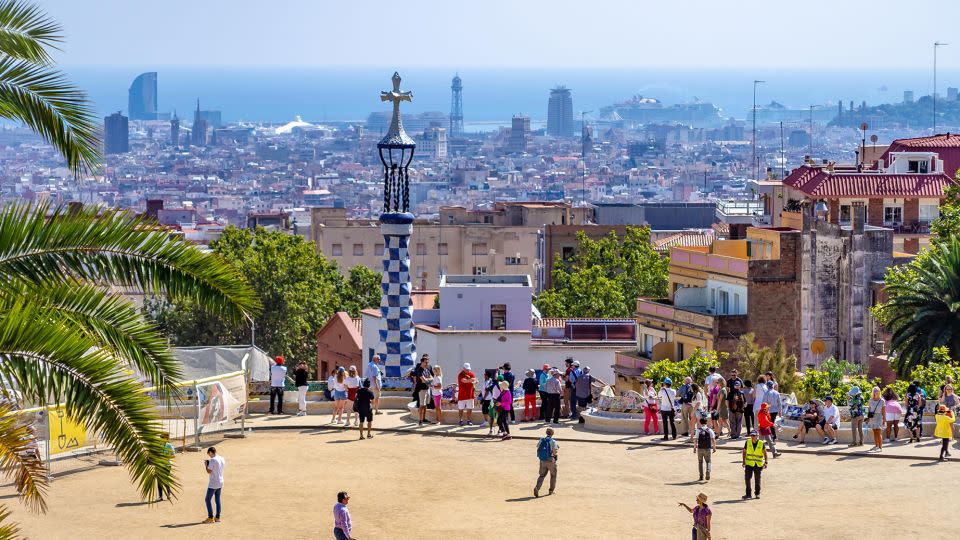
left=851, top=201, right=865, bottom=234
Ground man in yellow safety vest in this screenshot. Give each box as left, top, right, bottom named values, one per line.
left=742, top=429, right=769, bottom=500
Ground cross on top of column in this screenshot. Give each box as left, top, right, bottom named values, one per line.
left=378, top=71, right=415, bottom=147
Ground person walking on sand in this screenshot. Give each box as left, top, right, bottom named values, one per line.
left=679, top=493, right=711, bottom=540
left=537, top=363, right=550, bottom=421
left=344, top=366, right=362, bottom=427
left=269, top=356, right=287, bottom=415
left=430, top=365, right=444, bottom=424
left=497, top=380, right=513, bottom=440
left=294, top=360, right=309, bottom=417
left=333, top=491, right=354, bottom=540
left=367, top=354, right=383, bottom=415
left=522, top=369, right=539, bottom=422
left=693, top=417, right=716, bottom=482
left=847, top=386, right=866, bottom=447
left=355, top=378, right=375, bottom=440
left=757, top=402, right=780, bottom=458
left=659, top=377, right=678, bottom=440
left=935, top=405, right=955, bottom=461
left=867, top=386, right=886, bottom=452
left=545, top=368, right=563, bottom=424
left=456, top=363, right=477, bottom=426
left=203, top=446, right=225, bottom=523
left=741, top=430, right=768, bottom=500
left=534, top=427, right=559, bottom=497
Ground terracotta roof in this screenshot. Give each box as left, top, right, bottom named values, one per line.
left=783, top=164, right=955, bottom=197
left=653, top=231, right=713, bottom=253
left=880, top=133, right=960, bottom=178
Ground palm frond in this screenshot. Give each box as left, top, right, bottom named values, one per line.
left=9, top=281, right=183, bottom=400
left=0, top=57, right=99, bottom=174
left=0, top=301, right=178, bottom=501
left=0, top=0, right=61, bottom=64
left=0, top=505, right=21, bottom=539
left=0, top=403, right=47, bottom=513
left=0, top=202, right=261, bottom=322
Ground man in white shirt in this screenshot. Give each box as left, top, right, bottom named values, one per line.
left=203, top=446, right=226, bottom=523
left=753, top=376, right=768, bottom=427
left=269, top=356, right=288, bottom=414
left=367, top=355, right=384, bottom=414
left=704, top=366, right=720, bottom=390
left=658, top=377, right=678, bottom=440
left=819, top=395, right=840, bottom=444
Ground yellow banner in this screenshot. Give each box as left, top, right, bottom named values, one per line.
left=48, top=407, right=86, bottom=455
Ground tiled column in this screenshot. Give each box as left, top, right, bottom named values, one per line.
left=377, top=212, right=416, bottom=385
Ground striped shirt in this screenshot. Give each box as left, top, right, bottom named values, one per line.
left=333, top=502, right=351, bottom=535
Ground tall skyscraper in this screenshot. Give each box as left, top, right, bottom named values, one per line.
left=507, top=115, right=530, bottom=154
left=128, top=72, right=158, bottom=120
left=104, top=111, right=129, bottom=154
left=170, top=111, right=180, bottom=147
left=449, top=74, right=463, bottom=138
left=547, top=86, right=574, bottom=137
left=191, top=99, right=208, bottom=146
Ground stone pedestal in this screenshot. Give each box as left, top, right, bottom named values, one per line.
left=377, top=212, right=416, bottom=385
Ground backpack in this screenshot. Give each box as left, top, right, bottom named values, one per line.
left=537, top=437, right=553, bottom=461
left=696, top=428, right=712, bottom=449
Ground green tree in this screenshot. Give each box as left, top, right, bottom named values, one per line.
left=535, top=227, right=668, bottom=318
left=341, top=265, right=382, bottom=317
left=876, top=236, right=960, bottom=376
left=732, top=334, right=800, bottom=394
left=149, top=227, right=347, bottom=367
left=643, top=348, right=725, bottom=387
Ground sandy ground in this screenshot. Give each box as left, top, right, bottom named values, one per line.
left=4, top=427, right=955, bottom=539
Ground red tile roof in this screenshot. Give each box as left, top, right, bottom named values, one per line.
left=783, top=165, right=955, bottom=198
left=880, top=133, right=960, bottom=178
left=653, top=231, right=714, bottom=253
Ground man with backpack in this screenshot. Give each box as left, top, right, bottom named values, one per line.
left=692, top=416, right=716, bottom=482
left=534, top=427, right=559, bottom=497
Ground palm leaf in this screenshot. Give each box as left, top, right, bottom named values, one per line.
left=10, top=281, right=183, bottom=401
left=0, top=505, right=21, bottom=539
left=0, top=202, right=261, bottom=322
left=0, top=403, right=47, bottom=513
left=0, top=0, right=61, bottom=64
left=0, top=57, right=99, bottom=174
left=0, top=301, right=178, bottom=500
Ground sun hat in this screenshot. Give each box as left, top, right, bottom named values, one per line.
left=696, top=493, right=708, bottom=504
left=749, top=430, right=759, bottom=436
left=938, top=405, right=949, bottom=413
left=275, top=356, right=284, bottom=365
left=497, top=374, right=505, bottom=381
left=582, top=366, right=591, bottom=373
left=498, top=381, right=509, bottom=390
left=463, top=362, right=471, bottom=370
left=766, top=380, right=774, bottom=388
left=847, top=386, right=861, bottom=396
left=663, top=377, right=673, bottom=385
left=526, top=369, right=535, bottom=377
left=572, top=360, right=581, bottom=367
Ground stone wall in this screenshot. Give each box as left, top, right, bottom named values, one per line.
left=747, top=230, right=802, bottom=362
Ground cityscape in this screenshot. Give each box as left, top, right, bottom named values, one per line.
left=5, top=0, right=960, bottom=538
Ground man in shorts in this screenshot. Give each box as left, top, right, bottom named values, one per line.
left=412, top=355, right=432, bottom=426
left=367, top=354, right=384, bottom=414
left=457, top=362, right=477, bottom=426
left=819, top=395, right=840, bottom=444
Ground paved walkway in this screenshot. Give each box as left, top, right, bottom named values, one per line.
left=241, top=407, right=955, bottom=462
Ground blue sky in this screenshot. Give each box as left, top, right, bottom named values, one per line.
left=43, top=0, right=960, bottom=68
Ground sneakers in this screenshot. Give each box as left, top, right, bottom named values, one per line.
left=203, top=518, right=216, bottom=524
left=705, top=472, right=710, bottom=481
left=534, top=488, right=539, bottom=498
left=741, top=494, right=752, bottom=500
left=828, top=438, right=836, bottom=444
left=458, top=420, right=465, bottom=426
left=466, top=421, right=474, bottom=426
left=822, top=437, right=829, bottom=444
left=478, top=421, right=488, bottom=427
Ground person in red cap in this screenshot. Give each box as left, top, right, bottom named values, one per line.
left=269, top=356, right=287, bottom=414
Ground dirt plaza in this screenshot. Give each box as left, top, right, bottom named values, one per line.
left=6, top=414, right=955, bottom=540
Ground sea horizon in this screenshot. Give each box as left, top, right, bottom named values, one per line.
left=64, top=66, right=960, bottom=126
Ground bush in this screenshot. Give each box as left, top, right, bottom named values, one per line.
left=901, top=362, right=960, bottom=399
left=643, top=348, right=725, bottom=387
left=798, top=368, right=879, bottom=406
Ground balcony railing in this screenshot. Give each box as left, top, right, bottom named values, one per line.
left=670, top=248, right=749, bottom=278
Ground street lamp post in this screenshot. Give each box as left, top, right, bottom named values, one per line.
left=752, top=80, right=765, bottom=181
